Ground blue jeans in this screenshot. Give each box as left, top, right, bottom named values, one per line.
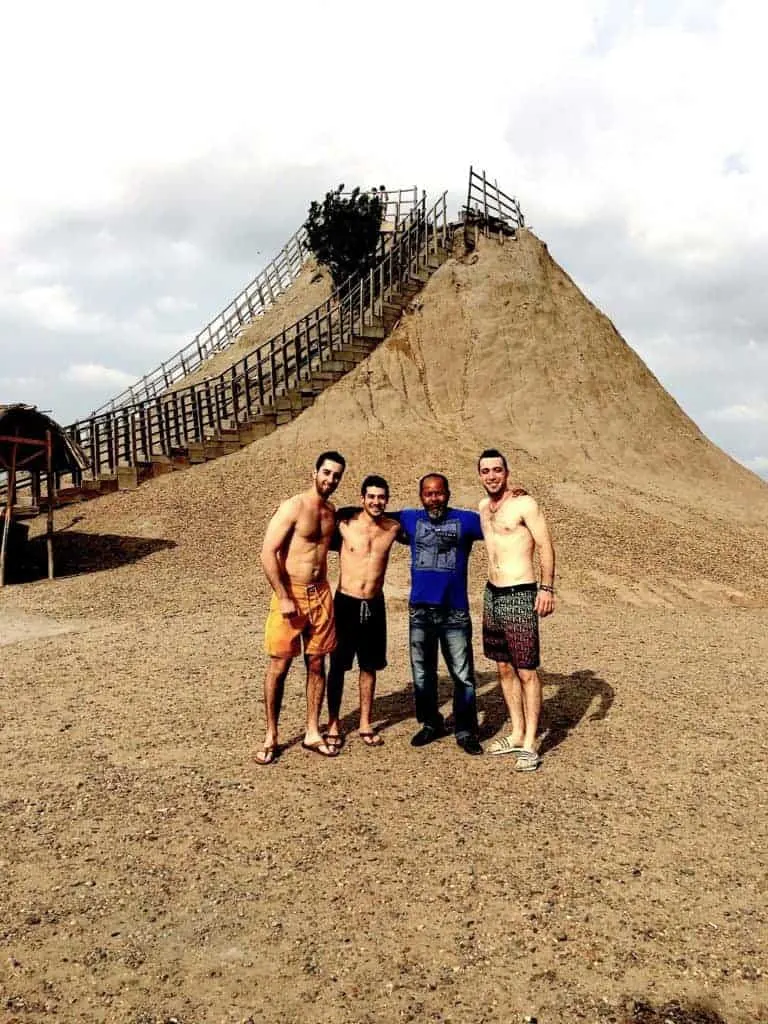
left=408, top=605, right=478, bottom=740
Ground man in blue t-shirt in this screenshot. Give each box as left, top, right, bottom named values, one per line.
left=397, top=473, right=485, bottom=755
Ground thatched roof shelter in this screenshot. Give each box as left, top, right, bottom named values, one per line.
left=0, top=404, right=88, bottom=476
left=0, top=404, right=89, bottom=585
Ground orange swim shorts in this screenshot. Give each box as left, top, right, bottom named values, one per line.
left=264, top=580, right=336, bottom=658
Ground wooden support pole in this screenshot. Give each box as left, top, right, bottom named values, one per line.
left=0, top=436, right=18, bottom=587
left=46, top=430, right=54, bottom=580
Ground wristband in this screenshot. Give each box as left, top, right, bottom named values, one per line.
left=539, top=584, right=555, bottom=593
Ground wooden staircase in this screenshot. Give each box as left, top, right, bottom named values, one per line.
left=51, top=195, right=451, bottom=501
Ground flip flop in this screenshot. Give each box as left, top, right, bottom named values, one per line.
left=301, top=739, right=339, bottom=758
left=487, top=734, right=526, bottom=756
left=324, top=732, right=345, bottom=750
left=359, top=731, right=384, bottom=747
left=254, top=745, right=280, bottom=766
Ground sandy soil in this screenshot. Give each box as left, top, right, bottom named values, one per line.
left=1, top=231, right=766, bottom=1023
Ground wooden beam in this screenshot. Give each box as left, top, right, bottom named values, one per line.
left=0, top=434, right=47, bottom=447
left=0, top=435, right=19, bottom=587
left=46, top=430, right=54, bottom=580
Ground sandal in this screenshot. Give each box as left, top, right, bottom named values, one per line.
left=254, top=745, right=280, bottom=766
left=301, top=739, right=339, bottom=758
left=514, top=750, right=541, bottom=772
left=487, top=734, right=526, bottom=757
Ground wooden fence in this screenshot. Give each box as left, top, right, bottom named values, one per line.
left=63, top=192, right=449, bottom=479
left=89, top=187, right=424, bottom=420
left=463, top=166, right=524, bottom=233
left=88, top=229, right=312, bottom=417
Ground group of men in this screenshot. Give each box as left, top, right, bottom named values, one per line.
left=256, top=449, right=555, bottom=771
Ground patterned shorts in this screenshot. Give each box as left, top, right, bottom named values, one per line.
left=482, top=582, right=540, bottom=669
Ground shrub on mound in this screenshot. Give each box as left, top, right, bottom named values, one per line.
left=304, top=185, right=385, bottom=286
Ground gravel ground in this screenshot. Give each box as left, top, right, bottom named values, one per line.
left=1, top=596, right=766, bottom=1024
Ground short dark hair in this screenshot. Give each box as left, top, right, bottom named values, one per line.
left=419, top=472, right=450, bottom=494
left=361, top=474, right=389, bottom=499
left=477, top=448, right=508, bottom=472
left=315, top=450, right=346, bottom=472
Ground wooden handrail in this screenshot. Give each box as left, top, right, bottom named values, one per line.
left=465, top=167, right=524, bottom=232
left=2, top=188, right=456, bottom=500
left=88, top=228, right=311, bottom=416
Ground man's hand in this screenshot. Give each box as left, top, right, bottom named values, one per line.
left=535, top=590, right=555, bottom=618
left=278, top=596, right=298, bottom=618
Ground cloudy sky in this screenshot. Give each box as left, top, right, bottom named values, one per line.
left=2, top=0, right=767, bottom=477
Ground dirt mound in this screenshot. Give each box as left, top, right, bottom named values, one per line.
left=30, top=228, right=766, bottom=618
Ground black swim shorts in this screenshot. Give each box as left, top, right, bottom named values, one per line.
left=330, top=590, right=387, bottom=673
left=482, top=581, right=540, bottom=669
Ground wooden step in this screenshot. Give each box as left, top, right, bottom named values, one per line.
left=117, top=466, right=139, bottom=490
left=187, top=442, right=208, bottom=464
left=328, top=348, right=364, bottom=365
left=309, top=359, right=351, bottom=373
left=307, top=370, right=346, bottom=384
left=238, top=420, right=277, bottom=443
left=353, top=324, right=387, bottom=341
left=335, top=344, right=375, bottom=361
left=88, top=475, right=119, bottom=494
left=147, top=457, right=178, bottom=476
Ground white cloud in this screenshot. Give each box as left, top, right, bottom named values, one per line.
left=743, top=455, right=768, bottom=477
left=0, top=376, right=43, bottom=391
left=63, top=364, right=136, bottom=389
left=708, top=402, right=768, bottom=424
left=0, top=283, right=104, bottom=333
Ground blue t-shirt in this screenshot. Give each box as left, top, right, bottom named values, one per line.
left=397, top=508, right=483, bottom=611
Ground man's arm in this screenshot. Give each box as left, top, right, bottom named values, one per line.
left=387, top=509, right=411, bottom=545
left=261, top=497, right=300, bottom=615
left=521, top=496, right=556, bottom=617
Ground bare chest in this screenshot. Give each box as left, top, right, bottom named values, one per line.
left=342, top=522, right=392, bottom=558
left=294, top=505, right=334, bottom=544
left=484, top=507, right=528, bottom=541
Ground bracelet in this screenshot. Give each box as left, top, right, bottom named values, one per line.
left=539, top=584, right=555, bottom=593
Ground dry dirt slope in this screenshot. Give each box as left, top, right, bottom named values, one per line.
left=1, top=228, right=766, bottom=1024
left=19, top=228, right=768, bottom=619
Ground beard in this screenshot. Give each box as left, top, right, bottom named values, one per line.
left=426, top=506, right=446, bottom=521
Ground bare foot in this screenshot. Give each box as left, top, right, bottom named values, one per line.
left=301, top=738, right=339, bottom=758
left=254, top=744, right=280, bottom=765
left=359, top=729, right=384, bottom=747
left=324, top=725, right=345, bottom=749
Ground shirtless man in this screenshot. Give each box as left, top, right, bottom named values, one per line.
left=477, top=448, right=555, bottom=771
left=256, top=450, right=346, bottom=765
left=325, top=475, right=401, bottom=749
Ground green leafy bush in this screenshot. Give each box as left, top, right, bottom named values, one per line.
left=304, top=185, right=385, bottom=286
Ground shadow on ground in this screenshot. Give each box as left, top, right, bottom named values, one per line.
left=278, top=666, right=613, bottom=753
left=4, top=529, right=176, bottom=584
left=477, top=667, right=614, bottom=753
left=626, top=999, right=728, bottom=1024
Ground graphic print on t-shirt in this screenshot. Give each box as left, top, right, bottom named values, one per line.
left=414, top=519, right=459, bottom=572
